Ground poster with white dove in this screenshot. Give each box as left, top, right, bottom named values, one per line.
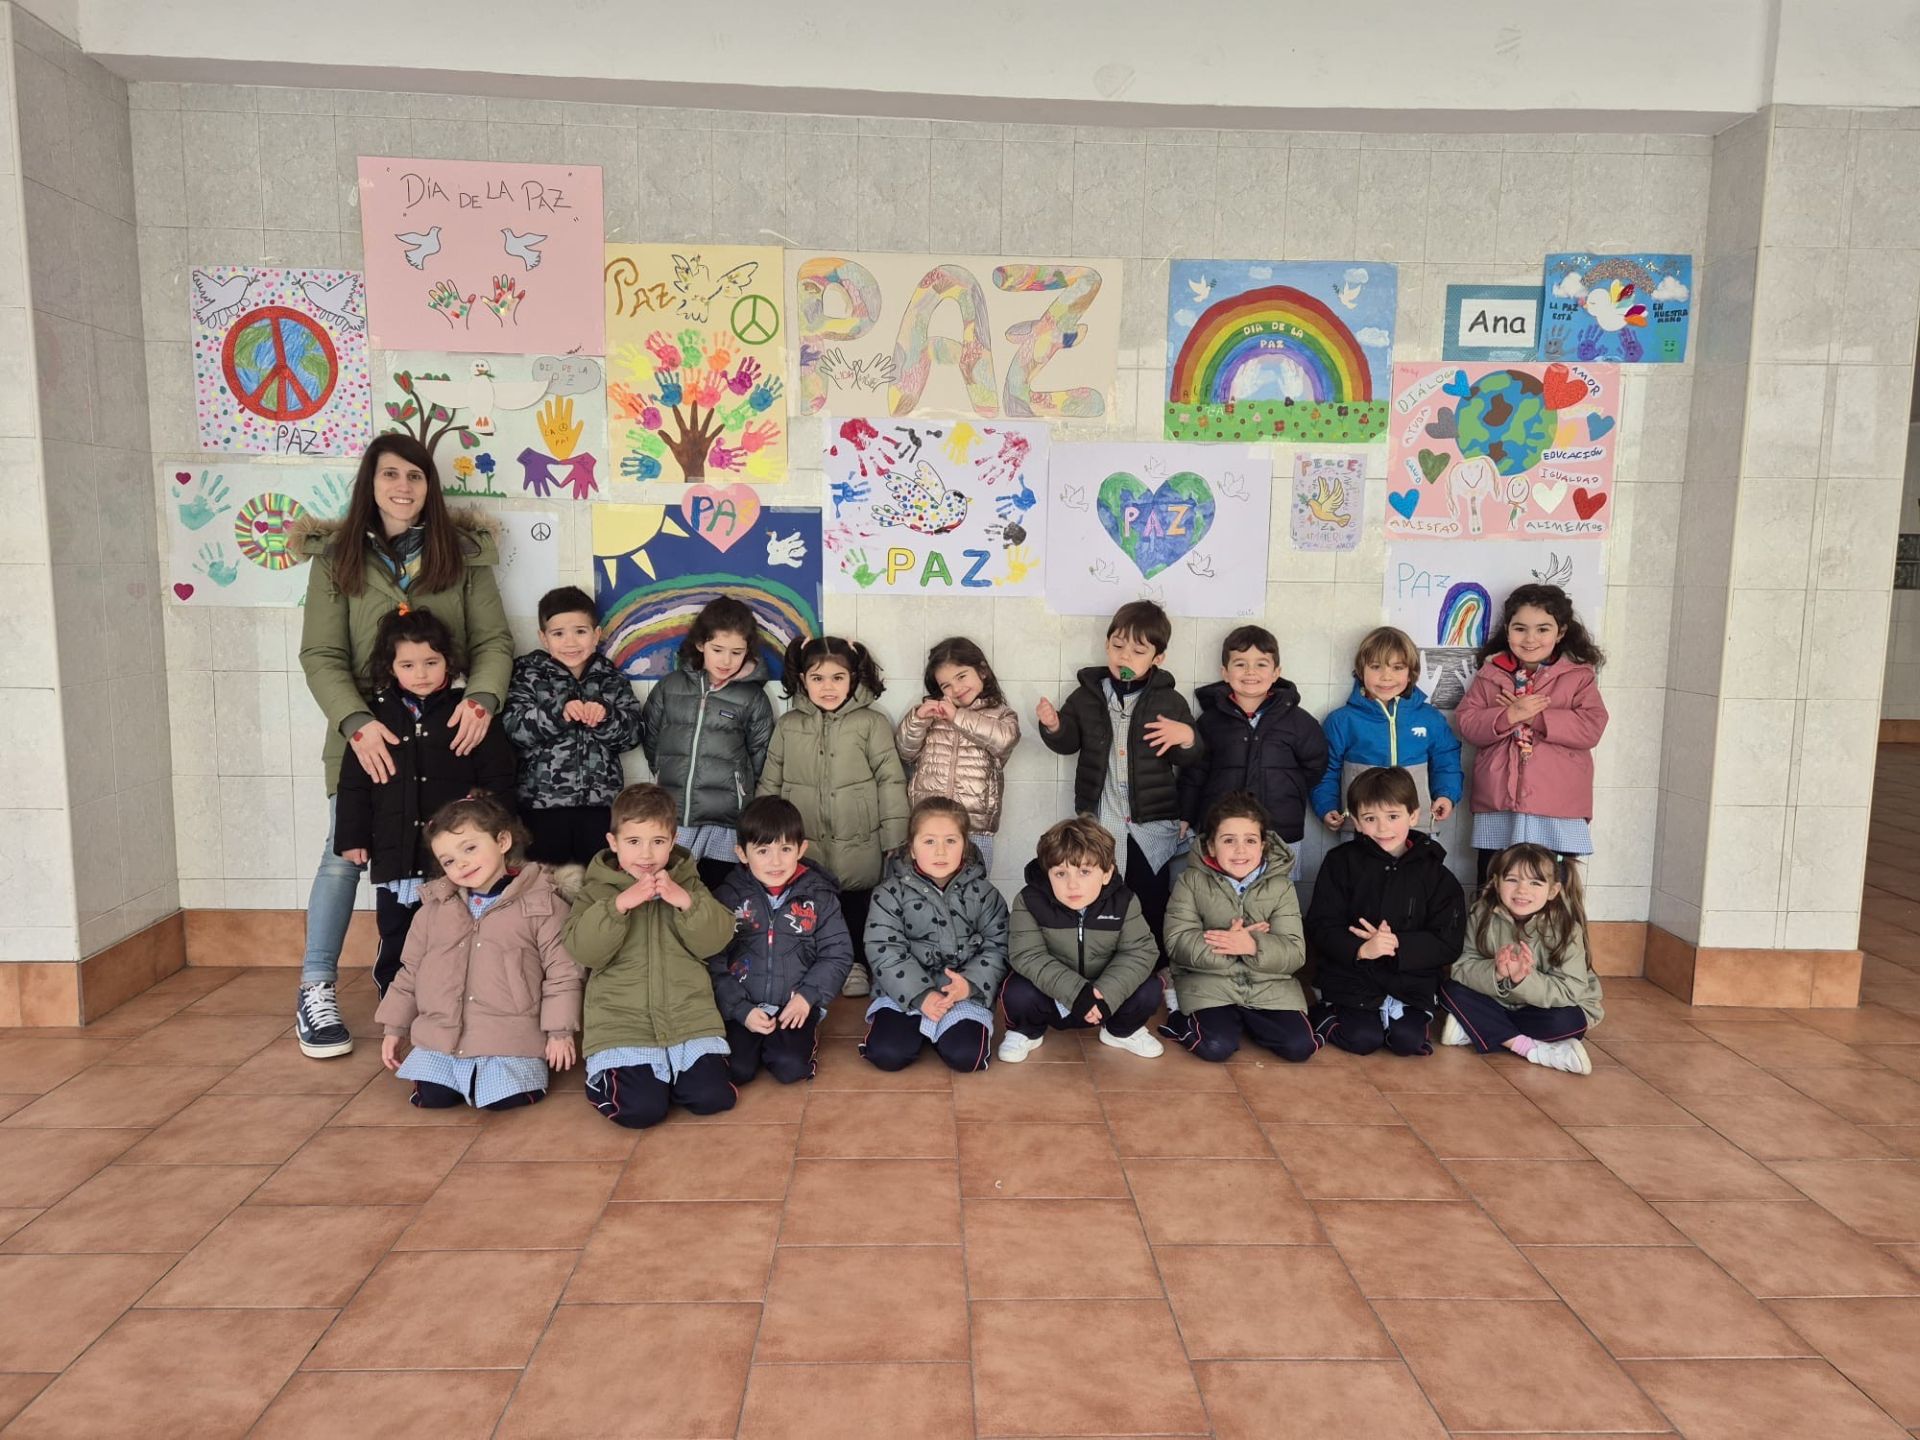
left=190, top=266, right=371, bottom=457
left=822, top=418, right=1048, bottom=597
left=1385, top=361, right=1620, bottom=542
left=1044, top=443, right=1271, bottom=618
left=1539, top=253, right=1692, bottom=364
left=356, top=157, right=605, bottom=355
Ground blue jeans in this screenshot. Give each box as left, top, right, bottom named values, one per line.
left=301, top=794, right=366, bottom=985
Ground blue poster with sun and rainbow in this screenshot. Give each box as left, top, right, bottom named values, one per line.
left=1165, top=260, right=1397, bottom=445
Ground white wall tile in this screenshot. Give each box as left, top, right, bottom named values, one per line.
left=1282, top=146, right=1358, bottom=261
left=1750, top=246, right=1844, bottom=364
left=0, top=805, right=76, bottom=926
left=1848, top=129, right=1920, bottom=249
left=1834, top=247, right=1920, bottom=365
left=858, top=134, right=932, bottom=252
left=1002, top=142, right=1074, bottom=254
left=1785, top=803, right=1871, bottom=913
left=0, top=685, right=68, bottom=808
left=212, top=670, right=291, bottom=777
left=1827, top=365, right=1915, bottom=479
left=1700, top=802, right=1785, bottom=912
left=218, top=774, right=293, bottom=879
left=1741, top=364, right=1829, bottom=478
left=929, top=137, right=1003, bottom=254
left=1793, top=698, right=1880, bottom=809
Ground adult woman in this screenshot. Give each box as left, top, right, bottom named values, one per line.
left=292, top=435, right=514, bottom=1058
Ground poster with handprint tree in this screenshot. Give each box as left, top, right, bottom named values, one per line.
left=604, top=243, right=788, bottom=490
left=162, top=460, right=354, bottom=606
left=822, top=418, right=1048, bottom=597
left=380, top=352, right=609, bottom=502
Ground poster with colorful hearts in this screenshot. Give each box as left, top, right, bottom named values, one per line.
left=591, top=501, right=821, bottom=681
left=1044, top=443, right=1271, bottom=618
left=1385, top=361, right=1620, bottom=542
left=822, top=418, right=1049, bottom=597
left=380, top=352, right=608, bottom=502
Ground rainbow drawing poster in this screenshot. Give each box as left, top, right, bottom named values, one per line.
left=1386, top=361, right=1621, bottom=542
left=1165, top=260, right=1396, bottom=445
left=592, top=501, right=821, bottom=682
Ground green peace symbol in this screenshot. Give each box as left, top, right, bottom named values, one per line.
left=731, top=292, right=779, bottom=345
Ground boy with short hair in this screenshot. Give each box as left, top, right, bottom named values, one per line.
left=1180, top=624, right=1328, bottom=856
left=503, top=585, right=646, bottom=865
left=566, top=783, right=738, bottom=1127
left=707, top=796, right=854, bottom=1085
left=1035, top=600, right=1202, bottom=947
left=1305, top=765, right=1466, bottom=1057
left=1314, top=626, right=1462, bottom=833
left=1000, top=816, right=1166, bottom=1063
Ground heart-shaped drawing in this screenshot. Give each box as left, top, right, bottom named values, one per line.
left=1587, top=413, right=1616, bottom=442
left=173, top=471, right=192, bottom=485
left=172, top=582, right=194, bottom=601
left=1388, top=488, right=1421, bottom=520
left=1532, top=479, right=1569, bottom=514
left=681, top=483, right=761, bottom=553
left=1542, top=363, right=1587, bottom=411
left=1416, top=449, right=1450, bottom=484
left=1441, top=369, right=1473, bottom=400
left=1424, top=407, right=1458, bottom=441
left=1572, top=487, right=1608, bottom=519
left=1096, top=470, right=1215, bottom=578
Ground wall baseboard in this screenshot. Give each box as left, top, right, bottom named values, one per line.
left=1879, top=720, right=1920, bottom=743
left=1645, top=925, right=1861, bottom=1007
left=0, top=914, right=188, bottom=1027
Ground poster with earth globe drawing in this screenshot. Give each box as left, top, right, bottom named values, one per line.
left=1384, top=361, right=1620, bottom=542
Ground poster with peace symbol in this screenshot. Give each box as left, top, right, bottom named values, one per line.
left=1385, top=361, right=1619, bottom=542
left=1043, top=443, right=1272, bottom=618
left=190, top=266, right=372, bottom=457
left=603, top=243, right=789, bottom=489
left=161, top=459, right=353, bottom=606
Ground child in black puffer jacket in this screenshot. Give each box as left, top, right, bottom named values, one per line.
left=335, top=606, right=518, bottom=993
left=707, top=798, right=854, bottom=1085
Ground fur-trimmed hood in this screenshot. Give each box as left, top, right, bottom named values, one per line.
left=289, top=505, right=502, bottom=566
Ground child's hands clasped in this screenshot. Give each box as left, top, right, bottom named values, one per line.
left=615, top=872, right=661, bottom=911
left=1203, top=917, right=1267, bottom=956
left=922, top=967, right=972, bottom=1022
left=563, top=699, right=607, bottom=727
left=1350, top=917, right=1399, bottom=960
left=1502, top=693, right=1549, bottom=728
left=546, top=1034, right=577, bottom=1070
left=916, top=699, right=955, bottom=722
left=1142, top=716, right=1195, bottom=756
left=1495, top=940, right=1535, bottom=982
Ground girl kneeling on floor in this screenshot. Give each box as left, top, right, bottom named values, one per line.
left=861, top=797, right=1010, bottom=1074
left=376, top=794, right=583, bottom=1110
left=1439, top=842, right=1602, bottom=1075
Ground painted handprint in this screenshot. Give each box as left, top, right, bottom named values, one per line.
left=1088, top=558, right=1119, bottom=584
left=704, top=340, right=736, bottom=375
left=942, top=422, right=979, bottom=463
left=612, top=342, right=654, bottom=381
left=977, top=430, right=1033, bottom=488
left=743, top=447, right=780, bottom=481
left=728, top=357, right=762, bottom=396
left=829, top=479, right=870, bottom=517
left=676, top=329, right=705, bottom=369
left=1541, top=323, right=1571, bottom=361
left=644, top=331, right=681, bottom=369
left=481, top=274, right=525, bottom=324
left=173, top=471, right=230, bottom=530
left=1004, top=544, right=1038, bottom=585
left=748, top=375, right=783, bottom=413
left=194, top=542, right=239, bottom=587
left=427, top=279, right=474, bottom=328
left=766, top=530, right=807, bottom=568
left=690, top=371, right=725, bottom=409
left=655, top=371, right=685, bottom=408
left=707, top=442, right=745, bottom=473
left=846, top=548, right=881, bottom=589
left=537, top=396, right=583, bottom=459
left=310, top=471, right=352, bottom=521
left=994, top=478, right=1037, bottom=521
left=621, top=452, right=665, bottom=482
left=738, top=421, right=779, bottom=455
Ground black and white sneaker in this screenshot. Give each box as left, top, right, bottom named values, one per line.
left=295, top=983, right=354, bottom=1058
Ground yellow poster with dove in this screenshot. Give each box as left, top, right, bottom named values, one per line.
left=603, top=243, right=788, bottom=490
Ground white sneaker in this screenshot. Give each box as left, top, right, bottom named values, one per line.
left=1525, top=1038, right=1593, bottom=1075
left=997, top=1030, right=1045, bottom=1063
left=840, top=964, right=870, bottom=997
left=1099, top=1026, right=1164, bottom=1058
left=1439, top=1013, right=1472, bottom=1047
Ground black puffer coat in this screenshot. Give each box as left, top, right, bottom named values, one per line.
left=1179, top=680, right=1328, bottom=842
left=334, top=685, right=518, bottom=882
left=502, top=650, right=646, bottom=810
left=708, top=862, right=855, bottom=1021
left=1305, top=830, right=1467, bottom=1010
left=1040, top=667, right=1202, bottom=824
left=639, top=664, right=775, bottom=829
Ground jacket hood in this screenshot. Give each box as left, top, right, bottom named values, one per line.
left=1344, top=677, right=1434, bottom=710
left=676, top=655, right=764, bottom=689
left=1347, top=827, right=1450, bottom=867
left=290, top=504, right=502, bottom=564
left=419, top=860, right=560, bottom=908
left=1198, top=677, right=1301, bottom=717
left=1195, top=832, right=1297, bottom=882
left=1019, top=855, right=1129, bottom=921
left=1476, top=655, right=1594, bottom=688
left=787, top=682, right=882, bottom=719
left=1075, top=664, right=1175, bottom=695
left=583, top=846, right=704, bottom=891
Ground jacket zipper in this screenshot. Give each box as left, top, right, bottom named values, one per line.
left=683, top=676, right=710, bottom=827
left=1375, top=695, right=1399, bottom=767
left=1077, top=913, right=1086, bottom=978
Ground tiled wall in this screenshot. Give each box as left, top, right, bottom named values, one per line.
left=1878, top=424, right=1920, bottom=719
left=129, top=83, right=1713, bottom=923
left=0, top=2, right=173, bottom=965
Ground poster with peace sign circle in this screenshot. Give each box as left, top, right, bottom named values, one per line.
left=192, top=265, right=372, bottom=458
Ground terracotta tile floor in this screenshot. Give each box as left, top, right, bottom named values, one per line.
left=6, top=754, right=1920, bottom=1436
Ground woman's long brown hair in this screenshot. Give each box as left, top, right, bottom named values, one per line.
left=327, top=434, right=465, bottom=597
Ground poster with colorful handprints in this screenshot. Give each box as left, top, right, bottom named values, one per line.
left=162, top=460, right=352, bottom=606
left=604, top=243, right=788, bottom=489
left=357, top=157, right=605, bottom=355
left=1540, top=253, right=1692, bottom=364
left=1044, top=443, right=1271, bottom=618
left=592, top=500, right=821, bottom=682
left=191, top=266, right=371, bottom=457
left=822, top=418, right=1047, bottom=598
left=1383, top=540, right=1607, bottom=709
left=379, top=353, right=608, bottom=502
left=1385, top=362, right=1621, bottom=542
left=785, top=251, right=1123, bottom=422
left=1291, top=454, right=1366, bottom=552
left=1165, top=260, right=1396, bottom=445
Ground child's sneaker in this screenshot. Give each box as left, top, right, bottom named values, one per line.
left=841, top=964, right=870, bottom=997
left=1439, top=1013, right=1472, bottom=1047
left=1162, top=980, right=1179, bottom=1014
left=997, top=1030, right=1045, bottom=1063
left=1525, top=1038, right=1592, bottom=1075
left=295, top=983, right=354, bottom=1059
left=1099, top=1026, right=1164, bottom=1059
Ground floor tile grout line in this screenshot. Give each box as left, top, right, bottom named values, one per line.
left=731, top=1062, right=814, bottom=1439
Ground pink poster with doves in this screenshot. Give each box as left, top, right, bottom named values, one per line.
left=357, top=156, right=605, bottom=356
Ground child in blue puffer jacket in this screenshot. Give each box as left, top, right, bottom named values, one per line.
left=1314, top=627, right=1462, bottom=831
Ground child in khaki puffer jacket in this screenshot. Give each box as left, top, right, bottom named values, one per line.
left=376, top=794, right=582, bottom=1111
left=896, top=637, right=1020, bottom=875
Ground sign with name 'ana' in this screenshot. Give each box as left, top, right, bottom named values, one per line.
left=1443, top=284, right=1543, bottom=363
